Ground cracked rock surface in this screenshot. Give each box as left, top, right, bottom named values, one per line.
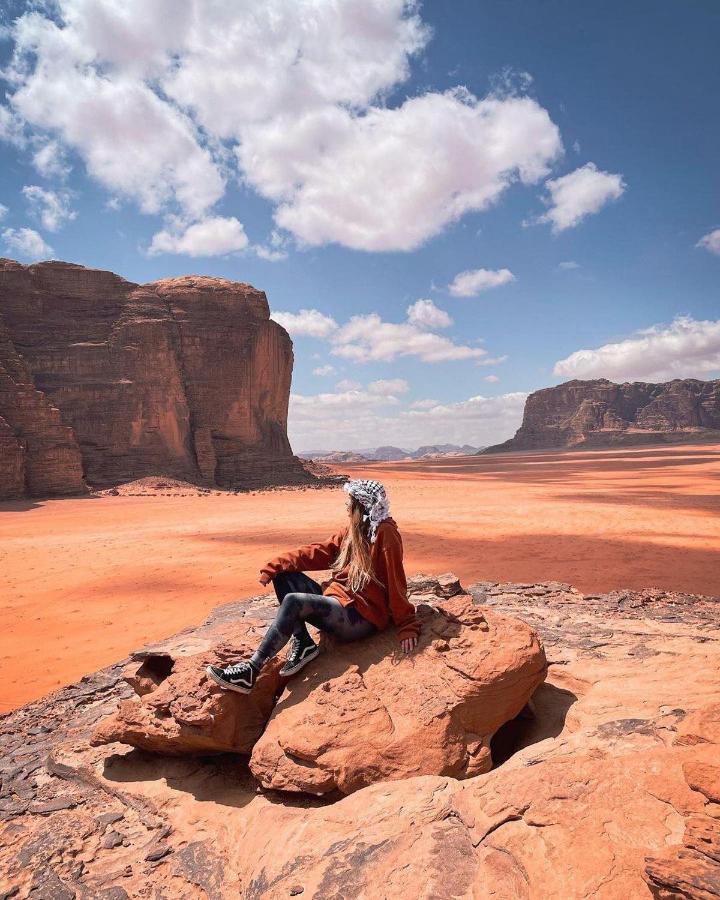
left=1, top=574, right=719, bottom=898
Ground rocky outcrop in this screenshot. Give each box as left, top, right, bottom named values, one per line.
left=0, top=258, right=315, bottom=498
left=91, top=574, right=547, bottom=794
left=482, top=377, right=720, bottom=453
left=2, top=576, right=720, bottom=898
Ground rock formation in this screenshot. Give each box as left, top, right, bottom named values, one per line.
left=2, top=574, right=720, bottom=898
left=92, top=574, right=547, bottom=794
left=482, top=377, right=720, bottom=453
left=0, top=258, right=315, bottom=498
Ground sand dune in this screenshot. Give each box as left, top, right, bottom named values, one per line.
left=1, top=443, right=718, bottom=713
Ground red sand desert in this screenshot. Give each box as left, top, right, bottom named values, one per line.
left=1, top=443, right=718, bottom=714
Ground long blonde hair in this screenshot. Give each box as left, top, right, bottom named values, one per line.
left=330, top=496, right=386, bottom=594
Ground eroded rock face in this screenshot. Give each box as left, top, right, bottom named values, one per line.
left=482, top=377, right=720, bottom=452
left=0, top=258, right=313, bottom=497
left=91, top=574, right=548, bottom=791
left=90, top=605, right=287, bottom=755
left=3, top=576, right=720, bottom=899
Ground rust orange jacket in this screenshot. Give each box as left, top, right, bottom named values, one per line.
left=258, top=516, right=421, bottom=643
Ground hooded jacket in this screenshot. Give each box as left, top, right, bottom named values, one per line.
left=258, top=516, right=421, bottom=644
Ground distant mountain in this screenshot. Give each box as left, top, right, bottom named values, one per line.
left=480, top=378, right=720, bottom=453
left=297, top=443, right=483, bottom=462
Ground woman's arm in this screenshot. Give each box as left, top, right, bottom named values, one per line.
left=259, top=526, right=348, bottom=584
left=379, top=530, right=421, bottom=644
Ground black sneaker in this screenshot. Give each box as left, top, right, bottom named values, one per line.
left=280, top=635, right=320, bottom=677
left=206, top=660, right=258, bottom=694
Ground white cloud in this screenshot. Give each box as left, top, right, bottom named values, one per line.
left=367, top=378, right=409, bottom=395
left=2, top=227, right=53, bottom=259
left=536, top=163, right=625, bottom=232
left=448, top=267, right=515, bottom=297
left=288, top=388, right=528, bottom=450
left=3, top=1, right=563, bottom=251
left=32, top=140, right=72, bottom=179
left=330, top=312, right=501, bottom=364
left=335, top=378, right=362, bottom=391
left=274, top=300, right=506, bottom=365
left=406, top=298, right=452, bottom=329
left=483, top=374, right=500, bottom=382
left=266, top=91, right=563, bottom=251
left=697, top=229, right=720, bottom=255
left=553, top=315, right=720, bottom=382
left=312, top=365, right=336, bottom=376
left=147, top=216, right=248, bottom=256
left=271, top=308, right=339, bottom=338
left=558, top=260, right=580, bottom=270
left=22, top=185, right=76, bottom=232
left=0, top=204, right=7, bottom=221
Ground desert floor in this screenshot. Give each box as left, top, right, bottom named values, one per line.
left=1, top=442, right=718, bottom=714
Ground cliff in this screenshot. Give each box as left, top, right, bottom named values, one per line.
left=0, top=259, right=314, bottom=498
left=482, top=377, right=720, bottom=453
left=2, top=573, right=719, bottom=898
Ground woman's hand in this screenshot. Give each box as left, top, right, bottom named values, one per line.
left=400, top=636, right=418, bottom=654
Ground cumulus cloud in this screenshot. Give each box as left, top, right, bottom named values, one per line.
left=367, top=378, right=409, bottom=395
left=271, top=308, right=339, bottom=338
left=2, top=227, right=53, bottom=259
left=536, top=163, right=625, bottom=232
left=2, top=1, right=564, bottom=251
left=148, top=216, right=248, bottom=256
left=697, top=229, right=720, bottom=255
left=483, top=374, right=500, bottom=382
left=22, top=185, right=76, bottom=232
left=272, top=300, right=505, bottom=365
left=266, top=91, right=563, bottom=251
left=558, top=260, right=580, bottom=270
left=553, top=315, right=720, bottom=382
left=448, top=267, right=515, bottom=297
left=312, top=365, right=336, bottom=376
left=0, top=204, right=7, bottom=221
left=32, top=140, right=72, bottom=180
left=330, top=312, right=503, bottom=364
left=288, top=387, right=528, bottom=450
left=406, top=298, right=452, bottom=329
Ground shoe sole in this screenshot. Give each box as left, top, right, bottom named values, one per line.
left=279, top=645, right=320, bottom=677
left=206, top=665, right=253, bottom=694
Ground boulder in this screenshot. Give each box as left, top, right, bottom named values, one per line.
left=91, top=599, right=288, bottom=755
left=92, top=575, right=547, bottom=793
left=250, top=591, right=546, bottom=795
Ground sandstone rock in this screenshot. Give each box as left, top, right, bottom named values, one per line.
left=4, top=577, right=720, bottom=899
left=482, top=377, right=720, bottom=453
left=0, top=259, right=318, bottom=497
left=91, top=600, right=288, bottom=755
left=250, top=592, right=547, bottom=795
left=91, top=577, right=547, bottom=790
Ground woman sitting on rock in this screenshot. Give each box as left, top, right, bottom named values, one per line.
left=206, top=478, right=421, bottom=693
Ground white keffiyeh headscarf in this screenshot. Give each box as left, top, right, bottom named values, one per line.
left=343, top=478, right=391, bottom=544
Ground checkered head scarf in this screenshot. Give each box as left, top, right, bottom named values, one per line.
left=343, top=478, right=391, bottom=544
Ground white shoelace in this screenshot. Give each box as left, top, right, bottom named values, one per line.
left=224, top=662, right=252, bottom=677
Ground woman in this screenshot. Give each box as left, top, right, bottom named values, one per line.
left=206, top=478, right=421, bottom=694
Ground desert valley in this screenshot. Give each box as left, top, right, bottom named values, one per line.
left=1, top=259, right=719, bottom=898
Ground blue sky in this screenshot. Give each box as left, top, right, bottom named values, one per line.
left=1, top=0, right=718, bottom=451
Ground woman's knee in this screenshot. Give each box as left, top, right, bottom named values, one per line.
left=279, top=591, right=304, bottom=608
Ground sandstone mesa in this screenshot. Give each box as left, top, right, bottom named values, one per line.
left=482, top=377, right=720, bottom=453
left=0, top=258, right=318, bottom=499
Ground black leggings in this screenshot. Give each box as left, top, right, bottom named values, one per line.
left=249, top=571, right=379, bottom=670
